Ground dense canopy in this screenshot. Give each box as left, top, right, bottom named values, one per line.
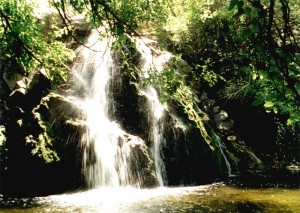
left=1, top=0, right=298, bottom=124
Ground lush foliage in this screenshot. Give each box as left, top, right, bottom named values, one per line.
left=144, top=56, right=217, bottom=150
left=112, top=34, right=141, bottom=82
left=0, top=0, right=75, bottom=84
left=153, top=0, right=299, bottom=125
left=226, top=0, right=299, bottom=125
left=52, top=0, right=167, bottom=36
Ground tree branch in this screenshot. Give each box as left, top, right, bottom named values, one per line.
left=0, top=8, right=42, bottom=66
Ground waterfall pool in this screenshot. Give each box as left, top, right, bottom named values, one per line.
left=1, top=183, right=299, bottom=212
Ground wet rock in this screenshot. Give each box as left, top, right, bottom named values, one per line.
left=214, top=110, right=228, bottom=122
left=3, top=71, right=24, bottom=90
left=199, top=92, right=208, bottom=101
left=202, top=99, right=215, bottom=111
left=15, top=78, right=27, bottom=89
left=26, top=68, right=51, bottom=107
left=213, top=106, right=221, bottom=114
left=248, top=151, right=264, bottom=169
left=216, top=119, right=234, bottom=131
left=7, top=88, right=26, bottom=109
left=122, top=134, right=157, bottom=187
left=5, top=69, right=52, bottom=113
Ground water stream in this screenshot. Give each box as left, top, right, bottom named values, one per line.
left=140, top=87, right=168, bottom=186
left=135, top=37, right=173, bottom=186
left=68, top=30, right=172, bottom=189
left=211, top=131, right=234, bottom=177
left=1, top=184, right=299, bottom=212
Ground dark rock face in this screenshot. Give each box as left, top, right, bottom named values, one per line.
left=1, top=65, right=159, bottom=195
left=0, top=69, right=85, bottom=196
left=110, top=68, right=150, bottom=141
left=219, top=101, right=300, bottom=186
left=200, top=92, right=265, bottom=173
left=110, top=49, right=220, bottom=185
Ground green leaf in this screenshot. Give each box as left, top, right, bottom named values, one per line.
left=242, top=29, right=252, bottom=40
left=264, top=101, right=274, bottom=108
left=229, top=0, right=239, bottom=10
left=251, top=25, right=259, bottom=33
left=252, top=73, right=257, bottom=80
left=287, top=118, right=294, bottom=125
left=234, top=8, right=245, bottom=18
left=259, top=74, right=264, bottom=79
left=245, top=7, right=252, bottom=15
left=252, top=99, right=263, bottom=106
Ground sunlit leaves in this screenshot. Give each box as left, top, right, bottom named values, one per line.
left=63, top=0, right=166, bottom=35
left=0, top=0, right=42, bottom=73
left=144, top=56, right=215, bottom=150
left=0, top=0, right=76, bottom=85
left=224, top=0, right=300, bottom=125
left=264, top=101, right=274, bottom=108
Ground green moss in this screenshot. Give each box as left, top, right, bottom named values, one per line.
left=24, top=100, right=60, bottom=163
left=144, top=55, right=215, bottom=151
left=25, top=132, right=59, bottom=163
left=174, top=85, right=215, bottom=151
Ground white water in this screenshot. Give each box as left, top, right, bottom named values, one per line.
left=212, top=131, right=234, bottom=177
left=4, top=184, right=300, bottom=212
left=70, top=30, right=143, bottom=188
left=140, top=87, right=168, bottom=186
left=135, top=38, right=172, bottom=186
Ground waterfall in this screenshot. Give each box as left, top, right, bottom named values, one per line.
left=135, top=38, right=172, bottom=186
left=70, top=30, right=145, bottom=188
left=211, top=131, right=234, bottom=177
left=140, top=87, right=168, bottom=186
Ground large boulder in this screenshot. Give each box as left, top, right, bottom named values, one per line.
left=1, top=91, right=85, bottom=196
left=118, top=133, right=157, bottom=187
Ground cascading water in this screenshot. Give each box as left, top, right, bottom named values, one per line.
left=135, top=38, right=172, bottom=186
left=140, top=87, right=168, bottom=186
left=70, top=32, right=234, bottom=189
left=70, top=30, right=146, bottom=188
left=211, top=131, right=235, bottom=177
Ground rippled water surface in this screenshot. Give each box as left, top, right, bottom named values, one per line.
left=1, top=183, right=300, bottom=212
